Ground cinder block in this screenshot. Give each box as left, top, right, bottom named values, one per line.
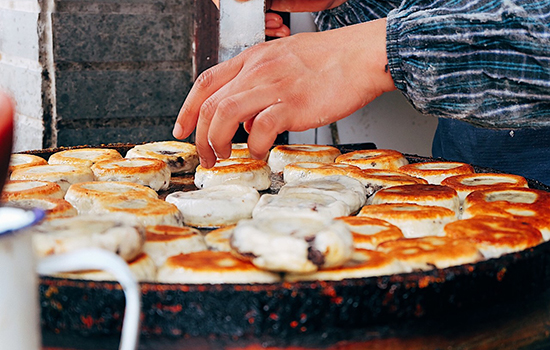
left=0, top=10, right=40, bottom=60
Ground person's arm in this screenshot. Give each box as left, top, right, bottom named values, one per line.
left=313, top=0, right=402, bottom=29
left=173, top=18, right=394, bottom=168
left=386, top=0, right=550, bottom=128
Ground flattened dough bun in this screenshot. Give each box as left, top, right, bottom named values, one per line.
left=91, top=158, right=171, bottom=191
left=194, top=158, right=271, bottom=191
left=88, top=196, right=184, bottom=227
left=377, top=236, right=482, bottom=270
left=349, top=169, right=428, bottom=197
left=441, top=172, right=528, bottom=204
left=8, top=154, right=47, bottom=175
left=283, top=162, right=362, bottom=184
left=157, top=250, right=281, bottom=284
left=278, top=175, right=367, bottom=214
left=463, top=187, right=550, bottom=240
left=398, top=161, right=474, bottom=185
left=125, top=141, right=199, bottom=174
left=143, top=225, right=207, bottom=267
left=1, top=180, right=64, bottom=201
left=268, top=144, right=341, bottom=173
left=48, top=148, right=122, bottom=167
left=230, top=216, right=354, bottom=273
left=5, top=197, right=77, bottom=220
left=335, top=216, right=404, bottom=250
left=444, top=215, right=543, bottom=259
left=335, top=149, right=408, bottom=170
left=65, top=181, right=159, bottom=214
left=358, top=203, right=457, bottom=238
left=284, top=249, right=406, bottom=282
left=50, top=253, right=157, bottom=282
left=252, top=192, right=351, bottom=220
left=32, top=213, right=145, bottom=261
left=10, top=164, right=94, bottom=194
left=369, top=184, right=460, bottom=216
left=165, top=184, right=260, bottom=228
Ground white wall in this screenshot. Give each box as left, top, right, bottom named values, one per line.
left=288, top=13, right=438, bottom=157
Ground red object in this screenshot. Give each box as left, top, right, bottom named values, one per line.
left=0, top=92, right=14, bottom=195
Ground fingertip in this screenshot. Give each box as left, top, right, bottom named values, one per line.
left=172, top=123, right=185, bottom=139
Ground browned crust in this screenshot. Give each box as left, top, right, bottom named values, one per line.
left=335, top=149, right=407, bottom=170
left=441, top=173, right=529, bottom=192
left=8, top=154, right=48, bottom=173
left=165, top=251, right=262, bottom=272
left=91, top=158, right=168, bottom=176
left=444, top=216, right=543, bottom=249
left=145, top=225, right=201, bottom=242
left=48, top=148, right=123, bottom=166
left=196, top=158, right=269, bottom=174
left=1, top=180, right=62, bottom=201
left=374, top=184, right=458, bottom=202
left=358, top=203, right=456, bottom=220
left=271, top=144, right=341, bottom=158
left=398, top=161, right=474, bottom=177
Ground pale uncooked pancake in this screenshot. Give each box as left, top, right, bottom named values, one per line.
left=335, top=149, right=408, bottom=170
left=282, top=162, right=362, bottom=184
left=88, top=196, right=184, bottom=227
left=10, top=164, right=95, bottom=194
left=91, top=158, right=171, bottom=191
left=284, top=249, right=405, bottom=282
left=441, top=173, right=529, bottom=204
left=252, top=192, right=351, bottom=220
left=278, top=175, right=367, bottom=214
left=398, top=161, right=474, bottom=185
left=165, top=184, right=260, bottom=228
left=1, top=180, right=64, bottom=201
left=268, top=144, right=341, bottom=173
left=8, top=154, right=47, bottom=175
left=377, top=236, right=482, bottom=270
left=369, top=184, right=460, bottom=216
left=157, top=251, right=281, bottom=284
left=335, top=216, right=404, bottom=250
left=358, top=203, right=457, bottom=238
left=5, top=197, right=77, bottom=220
left=49, top=253, right=157, bottom=282
left=204, top=225, right=235, bottom=252
left=194, top=158, right=271, bottom=191
left=65, top=181, right=159, bottom=214
left=444, top=216, right=543, bottom=259
left=143, top=225, right=207, bottom=266
left=48, top=148, right=122, bottom=167
left=125, top=141, right=199, bottom=174
left=230, top=216, right=354, bottom=273
left=32, top=213, right=145, bottom=261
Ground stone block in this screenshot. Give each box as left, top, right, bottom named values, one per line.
left=0, top=10, right=40, bottom=60
left=0, top=62, right=44, bottom=118
left=12, top=112, right=44, bottom=152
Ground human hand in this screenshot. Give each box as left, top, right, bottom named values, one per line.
left=265, top=12, right=290, bottom=38
left=173, top=18, right=395, bottom=168
left=0, top=92, right=14, bottom=194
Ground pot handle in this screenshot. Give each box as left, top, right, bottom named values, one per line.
left=37, top=248, right=140, bottom=350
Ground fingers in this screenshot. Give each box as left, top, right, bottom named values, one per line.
left=206, top=88, right=281, bottom=161
left=246, top=104, right=286, bottom=160
left=265, top=12, right=290, bottom=38
left=173, top=58, right=243, bottom=141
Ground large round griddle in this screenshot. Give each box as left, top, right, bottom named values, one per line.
left=30, top=143, right=550, bottom=346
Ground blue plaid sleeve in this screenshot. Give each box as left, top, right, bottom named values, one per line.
left=313, top=0, right=401, bottom=30
left=387, top=0, right=550, bottom=128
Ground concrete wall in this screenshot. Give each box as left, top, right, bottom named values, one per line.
left=0, top=0, right=194, bottom=152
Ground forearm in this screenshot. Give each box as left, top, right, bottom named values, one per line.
left=387, top=0, right=550, bottom=128
left=314, top=0, right=402, bottom=30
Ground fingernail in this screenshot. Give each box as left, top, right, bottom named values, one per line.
left=266, top=20, right=279, bottom=29
left=275, top=31, right=287, bottom=37
left=172, top=123, right=184, bottom=139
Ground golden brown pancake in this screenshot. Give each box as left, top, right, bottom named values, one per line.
left=157, top=251, right=281, bottom=284
left=444, top=215, right=543, bottom=258
left=268, top=144, right=341, bottom=173
left=204, top=225, right=235, bottom=252
left=351, top=169, right=428, bottom=196
left=143, top=225, right=207, bottom=266
left=358, top=203, right=457, bottom=238
left=1, top=180, right=64, bottom=201
left=48, top=148, right=122, bottom=167
left=8, top=154, right=47, bottom=175
left=91, top=158, right=171, bottom=191
left=6, top=197, right=77, bottom=220
left=335, top=149, right=408, bottom=170
left=369, top=184, right=460, bottom=215
left=10, top=164, right=95, bottom=194
left=284, top=249, right=405, bottom=281
left=194, top=158, right=271, bottom=191
left=377, top=236, right=482, bottom=270
left=398, top=161, right=474, bottom=185
left=283, top=162, right=362, bottom=184
left=335, top=216, right=404, bottom=250
left=441, top=173, right=529, bottom=204
left=125, top=141, right=199, bottom=174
